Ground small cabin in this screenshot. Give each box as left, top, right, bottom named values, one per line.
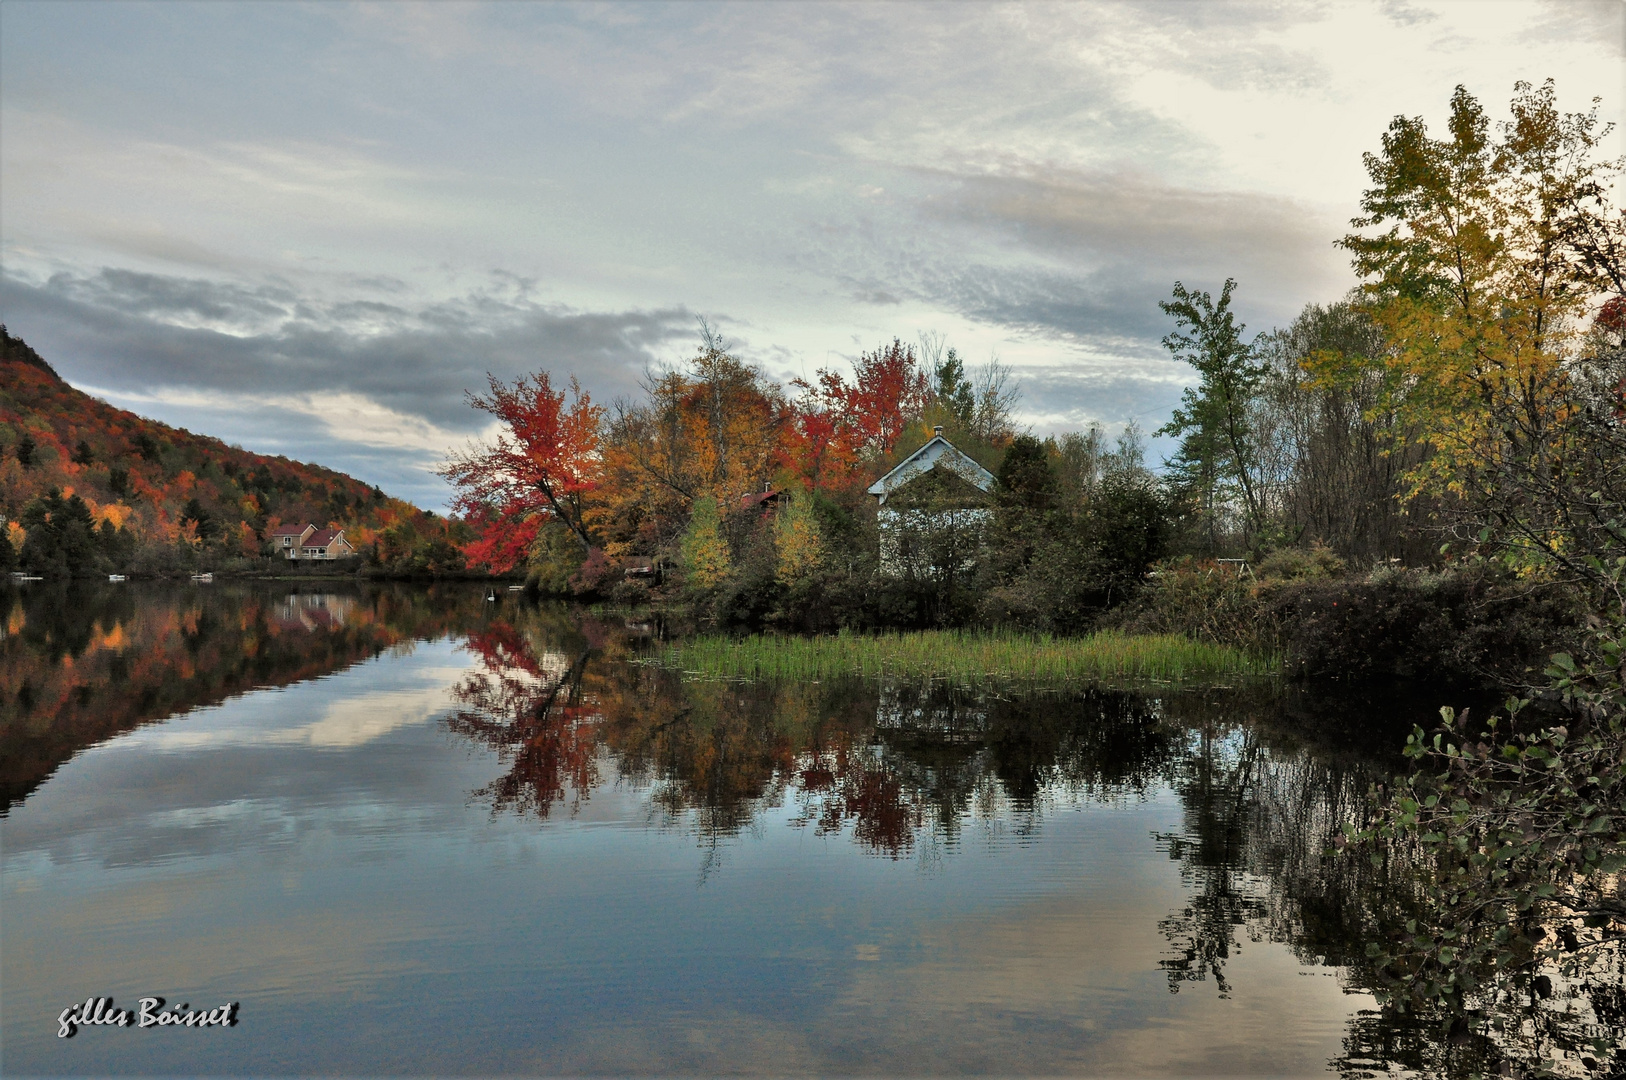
left=867, top=428, right=996, bottom=576
left=738, top=488, right=782, bottom=515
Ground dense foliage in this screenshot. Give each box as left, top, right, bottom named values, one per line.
left=1327, top=80, right=1626, bottom=1076
left=438, top=82, right=1626, bottom=1067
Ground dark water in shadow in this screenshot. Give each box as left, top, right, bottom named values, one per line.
left=0, top=582, right=1616, bottom=1076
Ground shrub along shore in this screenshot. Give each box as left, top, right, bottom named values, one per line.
left=649, top=628, right=1270, bottom=685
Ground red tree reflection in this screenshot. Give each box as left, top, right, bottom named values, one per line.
left=794, top=737, right=923, bottom=858
left=445, top=622, right=598, bottom=818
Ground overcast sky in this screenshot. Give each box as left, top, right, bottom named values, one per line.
left=2, top=1, right=1621, bottom=508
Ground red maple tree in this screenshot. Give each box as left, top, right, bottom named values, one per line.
left=842, top=338, right=931, bottom=458
left=784, top=368, right=857, bottom=493
left=441, top=372, right=604, bottom=572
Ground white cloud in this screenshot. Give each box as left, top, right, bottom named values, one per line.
left=83, top=384, right=487, bottom=456
left=133, top=665, right=472, bottom=752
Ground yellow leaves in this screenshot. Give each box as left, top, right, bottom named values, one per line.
left=599, top=347, right=787, bottom=548
left=5, top=520, right=24, bottom=552
left=680, top=497, right=731, bottom=589
left=96, top=502, right=133, bottom=529
left=774, top=495, right=823, bottom=584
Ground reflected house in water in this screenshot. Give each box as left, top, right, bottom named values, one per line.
left=867, top=427, right=996, bottom=576
left=268, top=524, right=356, bottom=561
left=274, top=593, right=356, bottom=632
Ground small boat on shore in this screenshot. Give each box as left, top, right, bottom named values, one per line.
left=108, top=574, right=127, bottom=582
left=190, top=573, right=214, bottom=582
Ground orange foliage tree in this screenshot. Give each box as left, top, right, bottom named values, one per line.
left=440, top=372, right=605, bottom=572
left=452, top=329, right=943, bottom=570
left=598, top=333, right=787, bottom=552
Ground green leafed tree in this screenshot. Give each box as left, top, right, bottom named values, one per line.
left=774, top=493, right=824, bottom=584
left=1156, top=279, right=1268, bottom=548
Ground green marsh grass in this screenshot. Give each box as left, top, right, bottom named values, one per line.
left=651, top=629, right=1273, bottom=686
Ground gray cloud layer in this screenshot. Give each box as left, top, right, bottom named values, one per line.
left=1, top=269, right=703, bottom=505
left=3, top=269, right=695, bottom=427
left=3, top=2, right=1614, bottom=503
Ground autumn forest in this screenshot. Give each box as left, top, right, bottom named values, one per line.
left=431, top=82, right=1626, bottom=647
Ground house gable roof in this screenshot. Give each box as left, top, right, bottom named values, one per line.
left=270, top=524, right=314, bottom=538
left=866, top=435, right=996, bottom=506
left=304, top=528, right=345, bottom=548
left=739, top=489, right=781, bottom=511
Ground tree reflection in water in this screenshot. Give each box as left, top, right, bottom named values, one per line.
left=13, top=586, right=1617, bottom=1074
left=445, top=619, right=599, bottom=818
left=444, top=603, right=1626, bottom=1078
left=446, top=611, right=1180, bottom=858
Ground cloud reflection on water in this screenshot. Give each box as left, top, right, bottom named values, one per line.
left=2, top=583, right=1555, bottom=1075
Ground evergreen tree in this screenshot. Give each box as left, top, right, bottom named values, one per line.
left=19, top=490, right=100, bottom=576
left=180, top=497, right=215, bottom=541
left=1156, top=278, right=1267, bottom=546
left=934, top=347, right=977, bottom=430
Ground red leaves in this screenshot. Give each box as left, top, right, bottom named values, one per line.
left=454, top=338, right=934, bottom=561
left=845, top=339, right=932, bottom=459
left=1597, top=296, right=1626, bottom=338
left=784, top=339, right=930, bottom=493
left=441, top=372, right=604, bottom=572
left=786, top=368, right=858, bottom=492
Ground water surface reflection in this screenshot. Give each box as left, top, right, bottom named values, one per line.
left=2, top=584, right=1617, bottom=1076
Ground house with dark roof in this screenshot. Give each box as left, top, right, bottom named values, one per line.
left=739, top=487, right=781, bottom=514
left=866, top=427, right=996, bottom=576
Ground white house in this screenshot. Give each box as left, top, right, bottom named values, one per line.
left=867, top=427, right=996, bottom=577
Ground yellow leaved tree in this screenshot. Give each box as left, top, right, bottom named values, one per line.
left=1334, top=80, right=1625, bottom=591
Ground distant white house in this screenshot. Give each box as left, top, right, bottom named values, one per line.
left=269, top=524, right=356, bottom=561
left=867, top=427, right=996, bottom=577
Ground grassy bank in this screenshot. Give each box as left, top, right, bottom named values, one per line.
left=651, top=629, right=1273, bottom=685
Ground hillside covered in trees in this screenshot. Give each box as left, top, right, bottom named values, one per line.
left=0, top=327, right=465, bottom=577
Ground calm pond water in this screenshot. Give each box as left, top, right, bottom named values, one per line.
left=0, top=581, right=1583, bottom=1076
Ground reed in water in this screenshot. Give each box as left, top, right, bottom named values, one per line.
left=651, top=629, right=1272, bottom=685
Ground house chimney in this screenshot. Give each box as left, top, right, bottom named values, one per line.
left=933, top=425, right=944, bottom=438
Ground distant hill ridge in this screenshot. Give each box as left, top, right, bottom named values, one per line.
left=1, top=325, right=462, bottom=574
left=3, top=328, right=59, bottom=380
